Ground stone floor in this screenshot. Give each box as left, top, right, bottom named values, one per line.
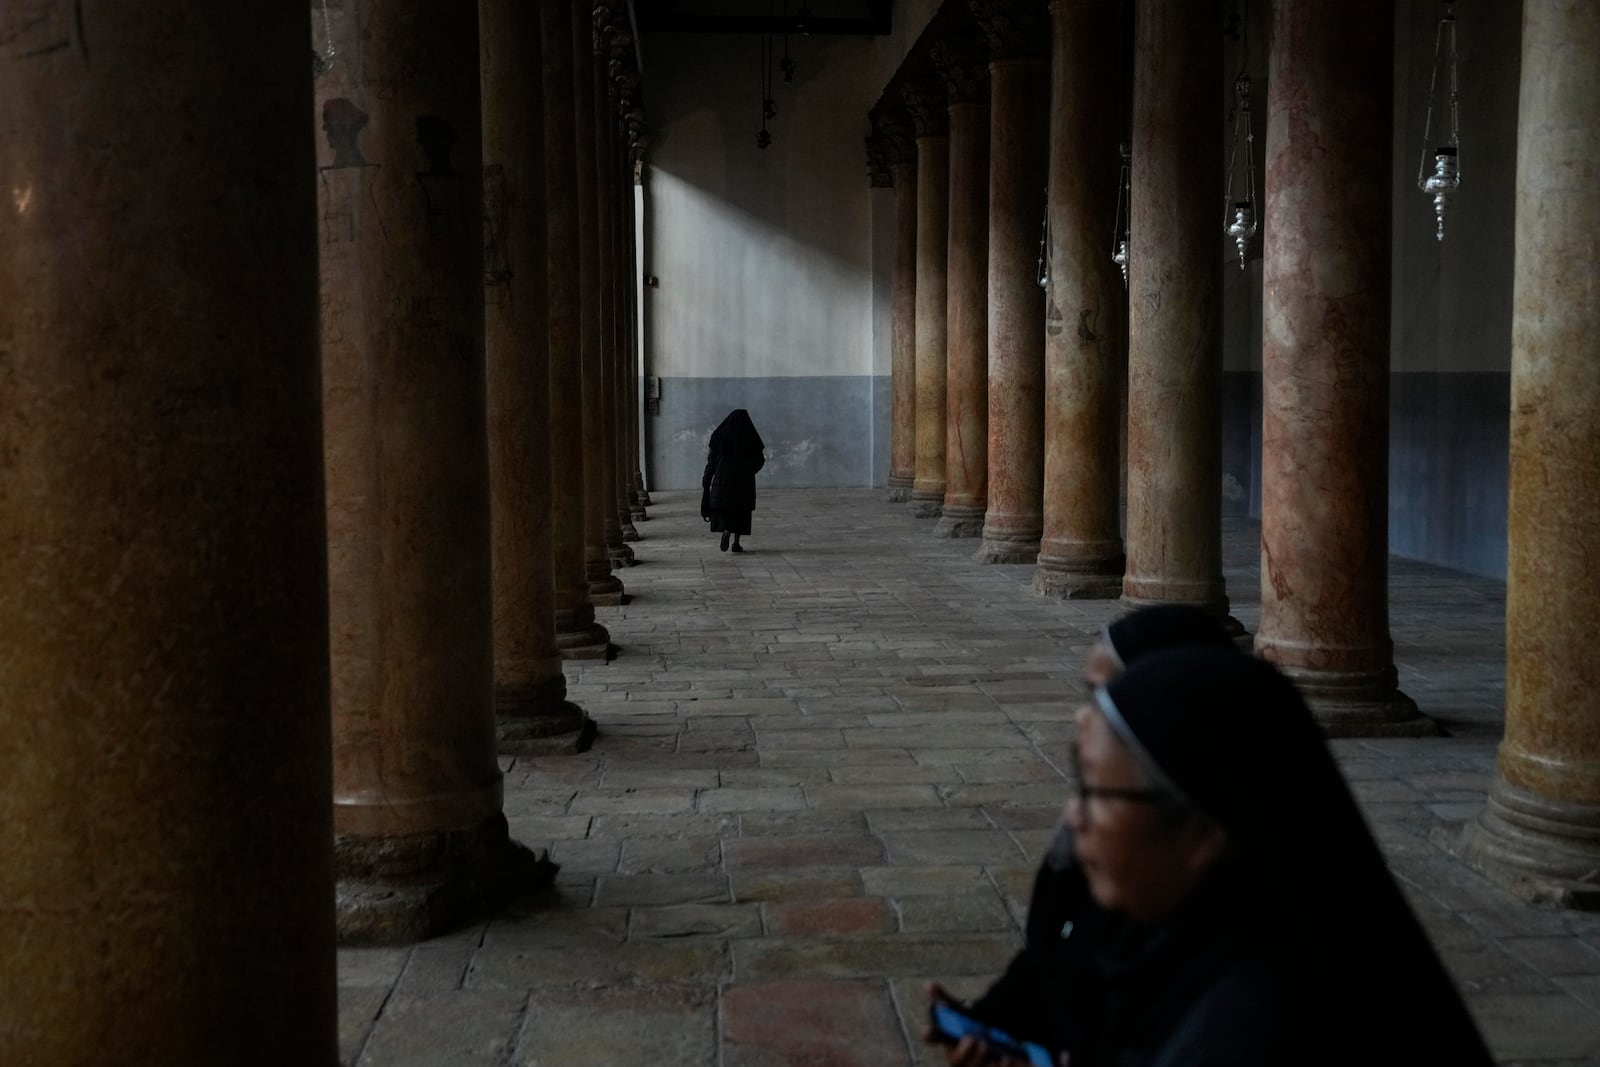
left=338, top=489, right=1600, bottom=1066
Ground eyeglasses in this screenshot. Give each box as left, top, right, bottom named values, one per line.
left=1067, top=741, right=1177, bottom=822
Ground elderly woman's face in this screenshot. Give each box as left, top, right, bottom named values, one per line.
left=1065, top=704, right=1228, bottom=924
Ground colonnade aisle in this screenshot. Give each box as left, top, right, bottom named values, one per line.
left=337, top=490, right=1600, bottom=1066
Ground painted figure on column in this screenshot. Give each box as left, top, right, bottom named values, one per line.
left=701, top=408, right=766, bottom=554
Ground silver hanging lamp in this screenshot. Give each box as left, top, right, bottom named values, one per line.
left=1417, top=0, right=1461, bottom=241
left=1222, top=73, right=1258, bottom=271
left=1111, top=143, right=1131, bottom=288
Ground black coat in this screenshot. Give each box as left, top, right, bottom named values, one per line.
left=701, top=409, right=765, bottom=526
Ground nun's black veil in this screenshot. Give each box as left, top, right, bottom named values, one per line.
left=1100, top=648, right=1493, bottom=1065
left=709, top=408, right=764, bottom=461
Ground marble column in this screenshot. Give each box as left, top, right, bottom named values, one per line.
left=575, top=0, right=626, bottom=604
left=543, top=0, right=610, bottom=658
left=1255, top=0, right=1428, bottom=735
left=903, top=81, right=951, bottom=519
left=610, top=45, right=643, bottom=542
left=885, top=113, right=920, bottom=504
left=1035, top=0, right=1124, bottom=597
left=1462, top=0, right=1600, bottom=903
left=483, top=0, right=592, bottom=754
left=625, top=137, right=650, bottom=523
left=930, top=42, right=991, bottom=539
left=1119, top=0, right=1234, bottom=621
left=315, top=0, right=552, bottom=943
left=0, top=5, right=336, bottom=1058
left=593, top=6, right=634, bottom=569
left=975, top=0, right=1051, bottom=564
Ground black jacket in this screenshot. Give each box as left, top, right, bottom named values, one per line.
left=701, top=409, right=765, bottom=517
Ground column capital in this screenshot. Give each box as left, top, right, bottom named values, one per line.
left=930, top=38, right=991, bottom=106
left=971, top=0, right=1051, bottom=61
left=592, top=1, right=619, bottom=59
left=866, top=130, right=893, bottom=187
left=900, top=80, right=949, bottom=138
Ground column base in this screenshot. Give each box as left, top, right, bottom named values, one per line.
left=335, top=812, right=557, bottom=945
left=620, top=520, right=640, bottom=542
left=1460, top=779, right=1600, bottom=910
left=887, top=473, right=914, bottom=503
left=1034, top=549, right=1125, bottom=599
left=636, top=491, right=652, bottom=507
left=933, top=503, right=986, bottom=538
left=588, top=566, right=624, bottom=606
left=608, top=541, right=636, bottom=566
left=1273, top=663, right=1438, bottom=737
left=494, top=676, right=595, bottom=755
left=976, top=534, right=1040, bottom=565
left=554, top=605, right=610, bottom=659
left=629, top=506, right=648, bottom=522
left=907, top=487, right=944, bottom=518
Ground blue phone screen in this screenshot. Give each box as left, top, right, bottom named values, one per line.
left=930, top=1002, right=1055, bottom=1067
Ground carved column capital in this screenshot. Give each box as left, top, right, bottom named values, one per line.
left=930, top=38, right=991, bottom=105
left=866, top=123, right=893, bottom=187
left=971, top=0, right=1051, bottom=61
left=592, top=2, right=618, bottom=59
left=901, top=80, right=949, bottom=137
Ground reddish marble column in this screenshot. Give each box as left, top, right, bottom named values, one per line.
left=543, top=0, right=610, bottom=658
left=0, top=6, right=335, bottom=1057
left=1463, top=0, right=1600, bottom=901
left=483, top=0, right=592, bottom=754
left=903, top=82, right=951, bottom=519
left=1255, top=0, right=1428, bottom=735
left=575, top=0, right=626, bottom=604
left=592, top=7, right=633, bottom=570
left=975, top=1, right=1051, bottom=564
left=1119, top=0, right=1234, bottom=622
left=315, top=0, right=552, bottom=943
left=930, top=44, right=991, bottom=539
left=1035, top=0, right=1124, bottom=597
left=886, top=115, right=920, bottom=504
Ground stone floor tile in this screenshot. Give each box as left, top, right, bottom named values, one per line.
left=1504, top=938, right=1600, bottom=978
left=867, top=808, right=995, bottom=833
left=338, top=985, right=390, bottom=1066
left=731, top=867, right=866, bottom=902
left=469, top=941, right=731, bottom=989
left=895, top=891, right=1016, bottom=934
left=598, top=766, right=719, bottom=790
left=631, top=903, right=764, bottom=939
left=831, top=764, right=959, bottom=784
left=881, top=830, right=1028, bottom=865
left=697, top=786, right=809, bottom=813
left=861, top=865, right=994, bottom=897
left=479, top=905, right=629, bottom=950
left=807, top=784, right=946, bottom=810
left=394, top=944, right=475, bottom=996
left=568, top=789, right=696, bottom=816
left=764, top=897, right=898, bottom=937
left=724, top=833, right=886, bottom=868
left=721, top=980, right=909, bottom=1067
left=338, top=947, right=412, bottom=989
left=592, top=872, right=730, bottom=907
left=732, top=935, right=1018, bottom=981
left=356, top=989, right=528, bottom=1067
left=739, top=809, right=871, bottom=835
left=589, top=812, right=741, bottom=839
left=616, top=836, right=722, bottom=875
left=515, top=983, right=717, bottom=1066
left=1469, top=993, right=1600, bottom=1060
left=546, top=838, right=621, bottom=875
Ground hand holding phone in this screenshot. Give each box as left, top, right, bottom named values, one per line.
left=926, top=998, right=1057, bottom=1067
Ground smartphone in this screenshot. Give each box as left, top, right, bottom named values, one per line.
left=927, top=1001, right=1056, bottom=1067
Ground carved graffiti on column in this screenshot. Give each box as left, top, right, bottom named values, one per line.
left=318, top=97, right=383, bottom=245
left=483, top=163, right=513, bottom=303
left=1, top=0, right=88, bottom=61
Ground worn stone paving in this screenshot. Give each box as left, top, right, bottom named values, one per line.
left=338, top=489, right=1600, bottom=1066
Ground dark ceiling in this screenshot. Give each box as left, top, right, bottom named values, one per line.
left=632, top=0, right=892, bottom=36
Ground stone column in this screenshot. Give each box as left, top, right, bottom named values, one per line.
left=884, top=112, right=920, bottom=503
left=0, top=6, right=336, bottom=1059
left=930, top=42, right=991, bottom=539
left=1034, top=0, right=1124, bottom=597
left=903, top=81, right=951, bottom=519
left=1255, top=0, right=1428, bottom=735
left=1462, top=0, right=1600, bottom=903
left=483, top=0, right=592, bottom=754
left=1119, top=0, right=1234, bottom=620
left=544, top=0, right=610, bottom=658
left=975, top=0, right=1051, bottom=564
left=632, top=132, right=655, bottom=511
left=592, top=6, right=634, bottom=569
left=314, top=0, right=552, bottom=943
left=575, top=0, right=626, bottom=604
left=625, top=134, right=651, bottom=523
left=610, top=43, right=644, bottom=541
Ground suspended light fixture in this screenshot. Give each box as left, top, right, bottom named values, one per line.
left=1222, top=72, right=1258, bottom=271
left=781, top=0, right=796, bottom=83
left=757, top=15, right=775, bottom=148
left=1111, top=143, right=1131, bottom=288
left=1417, top=0, right=1461, bottom=241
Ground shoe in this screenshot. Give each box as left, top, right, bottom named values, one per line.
left=720, top=532, right=730, bottom=552
left=731, top=542, right=744, bottom=553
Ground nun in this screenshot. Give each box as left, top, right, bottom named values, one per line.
left=701, top=408, right=765, bottom=553
left=929, top=646, right=1493, bottom=1067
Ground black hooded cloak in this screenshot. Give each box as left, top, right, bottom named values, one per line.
left=702, top=409, right=765, bottom=535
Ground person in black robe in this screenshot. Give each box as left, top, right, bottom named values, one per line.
left=701, top=409, right=765, bottom=553
left=928, top=646, right=1494, bottom=1067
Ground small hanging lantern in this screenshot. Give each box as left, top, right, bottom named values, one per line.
left=1111, top=143, right=1131, bottom=288
left=1222, top=73, right=1258, bottom=270
left=1417, top=1, right=1461, bottom=241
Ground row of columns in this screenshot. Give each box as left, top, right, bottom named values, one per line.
left=873, top=0, right=1600, bottom=898
left=1, top=0, right=651, bottom=1057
